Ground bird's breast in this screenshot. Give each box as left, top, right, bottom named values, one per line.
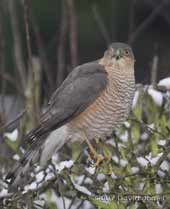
left=68, top=70, right=135, bottom=140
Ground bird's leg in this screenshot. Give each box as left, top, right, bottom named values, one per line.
left=82, top=132, right=104, bottom=166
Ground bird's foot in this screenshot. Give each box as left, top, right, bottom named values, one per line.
left=94, top=154, right=105, bottom=167
left=87, top=151, right=105, bottom=167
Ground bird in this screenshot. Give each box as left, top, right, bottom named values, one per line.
left=6, top=42, right=135, bottom=190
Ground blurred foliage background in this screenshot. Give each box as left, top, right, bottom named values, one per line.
left=0, top=0, right=170, bottom=208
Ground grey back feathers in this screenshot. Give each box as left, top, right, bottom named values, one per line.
left=6, top=61, right=108, bottom=189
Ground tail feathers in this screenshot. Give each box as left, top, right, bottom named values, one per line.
left=6, top=125, right=70, bottom=191
left=6, top=149, right=40, bottom=191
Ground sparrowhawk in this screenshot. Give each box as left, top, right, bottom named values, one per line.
left=6, top=42, right=135, bottom=190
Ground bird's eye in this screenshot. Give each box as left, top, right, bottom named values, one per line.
left=124, top=49, right=130, bottom=55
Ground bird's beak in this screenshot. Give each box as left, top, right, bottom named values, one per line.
left=115, top=49, right=121, bottom=60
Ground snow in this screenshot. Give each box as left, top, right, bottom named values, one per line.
left=85, top=166, right=96, bottom=175
left=146, top=153, right=163, bottom=165
left=71, top=177, right=92, bottom=196
left=155, top=184, right=162, bottom=194
left=124, top=121, right=130, bottom=128
left=36, top=171, right=45, bottom=183
left=132, top=90, right=139, bottom=108
left=45, top=172, right=55, bottom=181
left=111, top=172, right=118, bottom=179
left=120, top=159, right=128, bottom=167
left=137, top=153, right=163, bottom=167
left=158, top=77, right=170, bottom=89
left=112, top=155, right=119, bottom=163
left=12, top=154, right=20, bottom=161
left=84, top=178, right=93, bottom=184
left=4, top=129, right=18, bottom=141
left=158, top=140, right=166, bottom=146
left=131, top=166, right=139, bottom=173
left=103, top=182, right=110, bottom=193
left=119, top=131, right=128, bottom=142
left=137, top=157, right=149, bottom=167
left=106, top=139, right=116, bottom=147
left=97, top=174, right=106, bottom=181
left=148, top=88, right=163, bottom=106
left=24, top=182, right=37, bottom=191
left=55, top=160, right=74, bottom=172
left=75, top=175, right=85, bottom=184
left=160, top=160, right=169, bottom=171
left=148, top=123, right=155, bottom=129
left=157, top=170, right=165, bottom=177
left=0, top=188, right=8, bottom=197
left=141, top=132, right=148, bottom=141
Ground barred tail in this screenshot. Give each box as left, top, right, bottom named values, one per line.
left=6, top=125, right=70, bottom=191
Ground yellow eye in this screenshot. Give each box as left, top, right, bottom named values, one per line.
left=124, top=49, right=130, bottom=55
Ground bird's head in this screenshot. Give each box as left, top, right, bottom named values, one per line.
left=100, top=42, right=135, bottom=70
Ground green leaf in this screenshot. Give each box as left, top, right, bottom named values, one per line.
left=150, top=134, right=158, bottom=157
left=131, top=122, right=140, bottom=143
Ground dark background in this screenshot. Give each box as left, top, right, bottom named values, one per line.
left=0, top=0, right=170, bottom=122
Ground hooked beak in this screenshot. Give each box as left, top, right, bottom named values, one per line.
left=115, top=49, right=121, bottom=60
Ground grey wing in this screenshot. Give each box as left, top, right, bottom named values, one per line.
left=6, top=62, right=108, bottom=188
left=24, top=62, right=108, bottom=146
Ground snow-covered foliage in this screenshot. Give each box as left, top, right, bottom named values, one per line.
left=1, top=81, right=170, bottom=209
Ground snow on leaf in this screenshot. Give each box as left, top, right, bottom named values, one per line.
left=158, top=140, right=166, bottom=146
left=0, top=188, right=8, bottom=197
left=137, top=157, right=149, bottom=167
left=132, top=90, right=139, bottom=108
left=12, top=154, right=20, bottom=161
left=158, top=77, right=170, bottom=89
left=155, top=184, right=162, bottom=194
left=97, top=174, right=106, bottom=181
left=55, top=160, right=74, bottom=172
left=103, top=182, right=110, bottom=193
left=146, top=152, right=163, bottom=165
left=119, top=131, right=128, bottom=142
left=4, top=129, right=18, bottom=141
left=71, top=177, right=92, bottom=196
left=36, top=171, right=45, bottom=183
left=85, top=166, right=96, bottom=175
left=131, top=166, right=139, bottom=174
left=120, top=159, right=128, bottom=167
left=160, top=160, right=169, bottom=171
left=24, top=182, right=37, bottom=192
left=148, top=88, right=163, bottom=106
